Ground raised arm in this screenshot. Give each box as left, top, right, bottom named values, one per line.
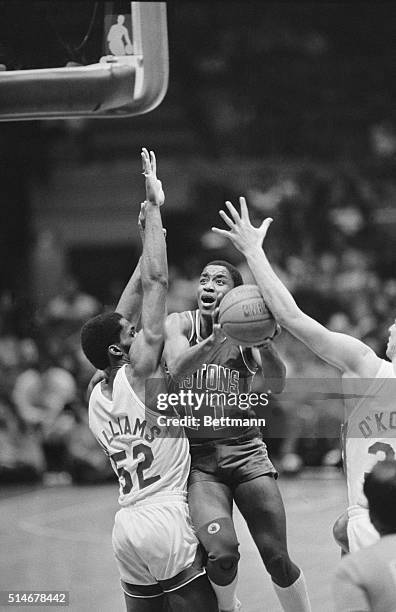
left=213, top=197, right=381, bottom=378
left=115, top=202, right=149, bottom=323
left=128, top=149, right=167, bottom=379
left=115, top=258, right=142, bottom=325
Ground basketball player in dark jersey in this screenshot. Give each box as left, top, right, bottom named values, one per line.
left=164, top=262, right=312, bottom=612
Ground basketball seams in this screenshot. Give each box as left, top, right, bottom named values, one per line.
left=220, top=298, right=272, bottom=323
left=223, top=322, right=270, bottom=344
left=219, top=285, right=275, bottom=346
left=220, top=290, right=270, bottom=320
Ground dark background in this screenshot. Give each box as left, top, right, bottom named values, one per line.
left=1, top=1, right=396, bottom=299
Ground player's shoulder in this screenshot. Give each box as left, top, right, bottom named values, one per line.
left=165, top=310, right=194, bottom=336
left=357, top=354, right=396, bottom=379
left=111, top=363, right=129, bottom=391
left=89, top=379, right=112, bottom=406
left=377, top=358, right=396, bottom=377
left=88, top=380, right=112, bottom=430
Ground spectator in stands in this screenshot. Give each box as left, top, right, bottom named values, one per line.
left=67, top=401, right=114, bottom=484
left=12, top=346, right=77, bottom=482
left=45, top=274, right=100, bottom=327
left=0, top=391, right=45, bottom=483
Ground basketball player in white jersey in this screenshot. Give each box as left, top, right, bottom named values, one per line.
left=212, top=196, right=396, bottom=555
left=81, top=149, right=217, bottom=612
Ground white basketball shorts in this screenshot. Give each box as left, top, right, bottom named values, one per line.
left=347, top=505, right=380, bottom=553
left=112, top=493, right=204, bottom=598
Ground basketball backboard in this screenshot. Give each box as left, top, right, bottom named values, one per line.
left=0, top=1, right=168, bottom=121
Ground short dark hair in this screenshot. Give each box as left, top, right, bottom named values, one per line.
left=364, top=459, right=396, bottom=533
left=204, top=260, right=243, bottom=288
left=80, top=312, right=123, bottom=370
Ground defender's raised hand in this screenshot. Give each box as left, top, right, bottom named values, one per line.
left=141, top=148, right=165, bottom=206
left=212, top=196, right=272, bottom=256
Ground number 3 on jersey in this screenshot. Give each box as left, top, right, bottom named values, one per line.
left=365, top=441, right=396, bottom=479
left=368, top=441, right=395, bottom=462
left=111, top=443, right=160, bottom=495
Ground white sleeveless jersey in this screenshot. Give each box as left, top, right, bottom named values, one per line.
left=88, top=365, right=190, bottom=507
left=344, top=359, right=396, bottom=509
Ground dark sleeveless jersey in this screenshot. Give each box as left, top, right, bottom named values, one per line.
left=173, top=309, right=261, bottom=443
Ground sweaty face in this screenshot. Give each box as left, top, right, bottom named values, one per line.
left=118, top=318, right=136, bottom=352
left=197, top=265, right=234, bottom=313
left=386, top=319, right=396, bottom=360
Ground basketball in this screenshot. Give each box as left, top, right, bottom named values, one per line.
left=219, top=284, right=276, bottom=347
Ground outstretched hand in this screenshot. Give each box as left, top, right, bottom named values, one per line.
left=141, top=147, right=165, bottom=206
left=212, top=196, right=272, bottom=256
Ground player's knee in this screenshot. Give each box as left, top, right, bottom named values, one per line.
left=197, top=518, right=240, bottom=586
left=333, top=512, right=349, bottom=553
left=206, top=549, right=239, bottom=586
left=264, top=551, right=296, bottom=585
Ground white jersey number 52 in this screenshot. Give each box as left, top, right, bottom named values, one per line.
left=111, top=444, right=160, bottom=495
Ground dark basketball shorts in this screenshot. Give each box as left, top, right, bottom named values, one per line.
left=188, top=434, right=277, bottom=489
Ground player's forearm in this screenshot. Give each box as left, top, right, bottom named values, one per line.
left=167, top=336, right=220, bottom=381
left=115, top=257, right=143, bottom=324
left=141, top=202, right=167, bottom=288
left=258, top=342, right=286, bottom=393
left=244, top=248, right=302, bottom=327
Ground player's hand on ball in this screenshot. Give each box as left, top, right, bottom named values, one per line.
left=255, top=323, right=281, bottom=348
left=211, top=303, right=226, bottom=344
left=212, top=196, right=272, bottom=255
left=273, top=322, right=282, bottom=339
left=141, top=147, right=165, bottom=206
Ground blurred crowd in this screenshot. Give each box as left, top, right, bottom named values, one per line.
left=0, top=278, right=113, bottom=486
